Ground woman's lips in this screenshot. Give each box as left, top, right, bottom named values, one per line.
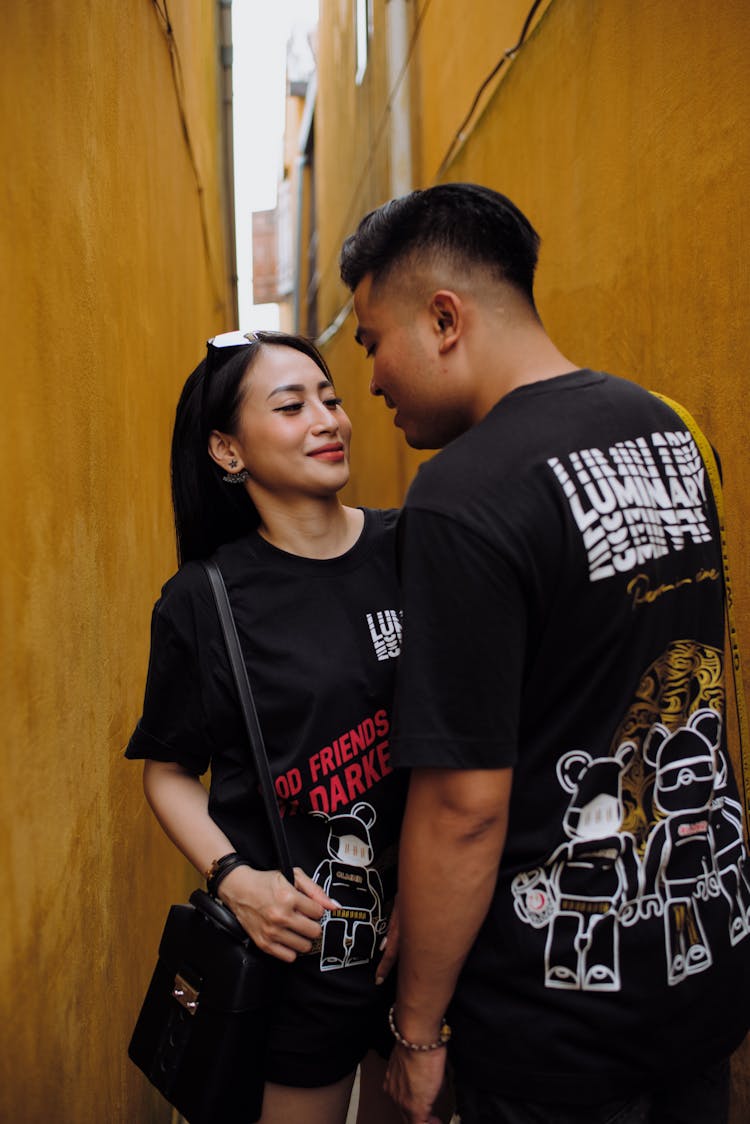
left=308, top=443, right=345, bottom=462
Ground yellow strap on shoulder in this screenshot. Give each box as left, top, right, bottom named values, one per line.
left=651, top=391, right=750, bottom=828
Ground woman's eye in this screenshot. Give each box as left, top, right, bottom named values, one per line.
left=275, top=402, right=304, bottom=414
left=325, top=397, right=343, bottom=410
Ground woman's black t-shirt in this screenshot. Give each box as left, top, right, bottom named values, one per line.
left=126, top=508, right=407, bottom=1054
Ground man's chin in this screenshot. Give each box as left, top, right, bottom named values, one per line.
left=395, top=415, right=455, bottom=451
left=398, top=423, right=441, bottom=451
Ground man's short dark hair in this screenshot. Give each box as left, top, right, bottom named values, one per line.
left=340, top=183, right=541, bottom=307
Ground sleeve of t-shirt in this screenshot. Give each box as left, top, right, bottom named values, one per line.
left=391, top=508, right=526, bottom=770
left=125, top=590, right=213, bottom=775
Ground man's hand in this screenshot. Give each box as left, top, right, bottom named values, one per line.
left=386, top=1045, right=446, bottom=1124
left=387, top=767, right=511, bottom=1120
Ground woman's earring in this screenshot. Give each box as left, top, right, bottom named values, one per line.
left=222, top=468, right=250, bottom=484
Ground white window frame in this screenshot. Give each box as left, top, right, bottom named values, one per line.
left=355, top=0, right=371, bottom=86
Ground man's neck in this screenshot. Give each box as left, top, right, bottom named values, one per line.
left=469, top=323, right=580, bottom=422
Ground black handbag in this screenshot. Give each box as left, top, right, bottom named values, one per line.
left=128, top=560, right=295, bottom=1124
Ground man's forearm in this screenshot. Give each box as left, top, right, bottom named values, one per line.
left=394, top=766, right=512, bottom=1043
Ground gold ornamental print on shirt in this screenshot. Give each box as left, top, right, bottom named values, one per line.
left=511, top=641, right=750, bottom=991
left=548, top=429, right=712, bottom=582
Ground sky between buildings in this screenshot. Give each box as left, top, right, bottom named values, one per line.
left=232, top=0, right=318, bottom=328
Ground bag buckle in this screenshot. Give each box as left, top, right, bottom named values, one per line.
left=172, top=974, right=200, bottom=1015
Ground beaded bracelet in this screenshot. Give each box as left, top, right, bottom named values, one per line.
left=388, top=1006, right=452, bottom=1051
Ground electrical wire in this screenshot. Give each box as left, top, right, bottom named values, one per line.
left=314, top=0, right=546, bottom=347
left=312, top=0, right=435, bottom=328
left=434, top=0, right=545, bottom=181
left=151, top=0, right=225, bottom=311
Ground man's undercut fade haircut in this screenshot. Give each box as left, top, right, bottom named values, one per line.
left=340, top=183, right=541, bottom=309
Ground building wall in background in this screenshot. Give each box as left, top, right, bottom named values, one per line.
left=315, top=0, right=553, bottom=499
left=252, top=207, right=281, bottom=303
left=313, top=1, right=750, bottom=1112
left=315, top=0, right=420, bottom=503
left=0, top=3, right=234, bottom=1119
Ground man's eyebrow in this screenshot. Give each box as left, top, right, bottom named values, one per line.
left=267, top=380, right=332, bottom=399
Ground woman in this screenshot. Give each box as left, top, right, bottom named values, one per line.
left=126, top=330, right=407, bottom=1124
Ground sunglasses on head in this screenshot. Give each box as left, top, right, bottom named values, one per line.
left=204, top=330, right=259, bottom=381
left=207, top=330, right=259, bottom=350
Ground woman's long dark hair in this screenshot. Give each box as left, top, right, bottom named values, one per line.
left=171, top=331, right=333, bottom=564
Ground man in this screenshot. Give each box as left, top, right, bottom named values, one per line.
left=339, top=183, right=750, bottom=1124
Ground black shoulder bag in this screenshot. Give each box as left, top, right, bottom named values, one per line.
left=128, top=561, right=294, bottom=1124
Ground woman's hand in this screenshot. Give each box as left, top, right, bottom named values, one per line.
left=139, top=763, right=337, bottom=962
left=376, top=896, right=400, bottom=985
left=218, top=864, right=339, bottom=962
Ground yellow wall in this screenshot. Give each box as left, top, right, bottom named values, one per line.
left=277, top=92, right=306, bottom=332
left=0, top=3, right=234, bottom=1120
left=316, top=0, right=428, bottom=500
left=315, top=1, right=553, bottom=498
left=316, top=0, right=391, bottom=325
left=315, top=1, right=750, bottom=1112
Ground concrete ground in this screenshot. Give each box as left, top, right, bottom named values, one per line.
left=345, top=1066, right=361, bottom=1123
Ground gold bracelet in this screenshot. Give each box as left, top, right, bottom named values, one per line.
left=388, top=1006, right=451, bottom=1051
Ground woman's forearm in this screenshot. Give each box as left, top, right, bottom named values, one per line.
left=140, top=758, right=338, bottom=959
left=142, top=758, right=233, bottom=875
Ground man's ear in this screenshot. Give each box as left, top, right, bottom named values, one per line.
left=430, top=291, right=462, bottom=353
left=208, top=430, right=245, bottom=472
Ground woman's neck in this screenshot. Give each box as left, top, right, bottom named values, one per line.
left=255, top=497, right=365, bottom=559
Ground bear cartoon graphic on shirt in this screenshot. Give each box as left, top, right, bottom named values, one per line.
left=512, top=742, right=639, bottom=991
left=312, top=802, right=386, bottom=971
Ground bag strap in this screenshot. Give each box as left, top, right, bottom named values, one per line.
left=201, top=559, right=295, bottom=884
left=651, top=392, right=750, bottom=827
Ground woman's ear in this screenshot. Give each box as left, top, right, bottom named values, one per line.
left=208, top=430, right=245, bottom=473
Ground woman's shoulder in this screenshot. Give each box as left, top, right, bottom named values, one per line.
left=354, top=508, right=401, bottom=576
left=158, top=535, right=259, bottom=604
left=361, top=506, right=400, bottom=535
left=152, top=557, right=216, bottom=624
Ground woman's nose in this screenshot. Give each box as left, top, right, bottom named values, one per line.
left=311, top=403, right=339, bottom=430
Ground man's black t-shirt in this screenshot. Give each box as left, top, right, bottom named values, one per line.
left=392, top=371, right=750, bottom=1102
left=127, top=508, right=408, bottom=1058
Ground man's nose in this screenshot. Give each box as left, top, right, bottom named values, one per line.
left=369, top=376, right=383, bottom=398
